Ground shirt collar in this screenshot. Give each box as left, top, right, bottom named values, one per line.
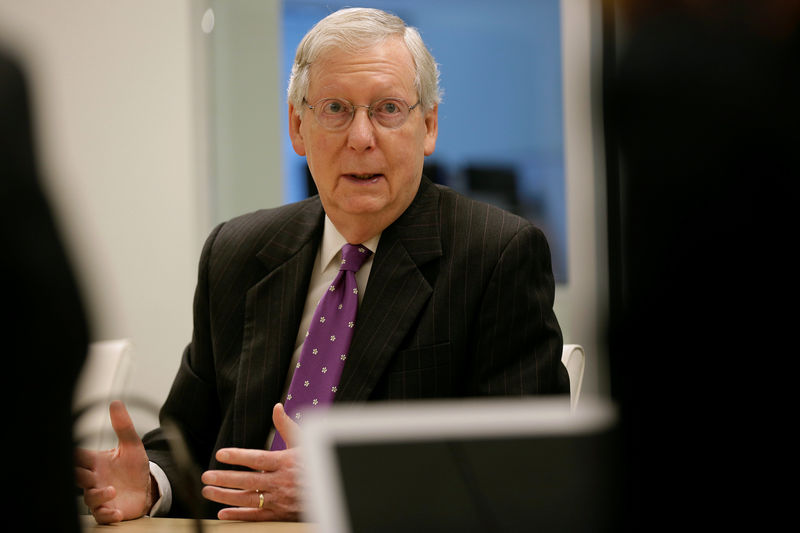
left=320, top=216, right=381, bottom=271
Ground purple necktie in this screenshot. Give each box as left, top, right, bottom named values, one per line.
left=271, top=243, right=372, bottom=450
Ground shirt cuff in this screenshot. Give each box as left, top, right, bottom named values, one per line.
left=148, top=461, right=172, bottom=517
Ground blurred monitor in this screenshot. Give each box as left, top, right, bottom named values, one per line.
left=464, top=164, right=522, bottom=216
left=301, top=397, right=620, bottom=533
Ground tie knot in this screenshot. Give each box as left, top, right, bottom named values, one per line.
left=340, top=243, right=372, bottom=272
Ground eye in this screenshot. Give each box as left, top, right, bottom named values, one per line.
left=375, top=100, right=401, bottom=114
left=322, top=99, right=349, bottom=114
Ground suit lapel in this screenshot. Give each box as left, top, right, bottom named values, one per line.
left=338, top=178, right=443, bottom=401
left=232, top=199, right=324, bottom=448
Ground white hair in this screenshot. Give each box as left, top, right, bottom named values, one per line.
left=287, top=7, right=442, bottom=114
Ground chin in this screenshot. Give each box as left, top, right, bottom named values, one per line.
left=334, top=193, right=391, bottom=215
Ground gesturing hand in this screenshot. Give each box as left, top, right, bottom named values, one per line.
left=201, top=403, right=302, bottom=521
left=74, top=400, right=154, bottom=524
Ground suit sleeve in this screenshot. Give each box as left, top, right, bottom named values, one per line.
left=141, top=222, right=225, bottom=517
left=472, top=223, right=568, bottom=395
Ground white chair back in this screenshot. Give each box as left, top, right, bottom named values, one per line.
left=561, top=344, right=585, bottom=411
left=73, top=339, right=133, bottom=449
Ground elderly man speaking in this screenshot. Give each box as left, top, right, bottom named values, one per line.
left=75, top=7, right=568, bottom=523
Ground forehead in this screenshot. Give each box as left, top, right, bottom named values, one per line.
left=308, top=37, right=416, bottom=98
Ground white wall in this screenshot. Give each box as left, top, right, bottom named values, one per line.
left=208, top=0, right=284, bottom=223
left=555, top=0, right=609, bottom=397
left=0, top=0, right=216, bottom=433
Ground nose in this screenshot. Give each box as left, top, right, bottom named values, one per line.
left=346, top=106, right=376, bottom=152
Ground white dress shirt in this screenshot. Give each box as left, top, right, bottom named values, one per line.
left=150, top=216, right=379, bottom=515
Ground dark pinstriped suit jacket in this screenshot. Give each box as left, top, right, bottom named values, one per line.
left=143, top=176, right=568, bottom=517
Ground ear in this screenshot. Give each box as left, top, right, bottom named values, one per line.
left=288, top=103, right=307, bottom=156
left=423, top=104, right=438, bottom=156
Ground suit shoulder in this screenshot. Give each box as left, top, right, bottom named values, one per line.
left=205, top=196, right=322, bottom=259
left=433, top=183, right=540, bottom=242
left=221, top=196, right=319, bottom=232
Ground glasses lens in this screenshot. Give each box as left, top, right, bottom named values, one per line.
left=309, top=97, right=413, bottom=130
left=371, top=98, right=409, bottom=128
left=314, top=98, right=352, bottom=130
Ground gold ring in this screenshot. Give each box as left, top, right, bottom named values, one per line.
left=258, top=492, right=264, bottom=509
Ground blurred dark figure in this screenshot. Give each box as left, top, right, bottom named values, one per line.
left=605, top=1, right=798, bottom=529
left=1, top=49, right=89, bottom=531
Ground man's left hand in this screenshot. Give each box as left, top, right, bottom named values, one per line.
left=201, top=403, right=302, bottom=521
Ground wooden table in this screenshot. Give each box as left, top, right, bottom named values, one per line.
left=80, top=515, right=314, bottom=532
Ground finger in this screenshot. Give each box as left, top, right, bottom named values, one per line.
left=109, top=400, right=141, bottom=446
left=215, top=448, right=281, bottom=472
left=273, top=403, right=300, bottom=448
left=84, top=486, right=115, bottom=509
left=74, top=466, right=96, bottom=488
left=74, top=448, right=97, bottom=469
left=201, top=469, right=264, bottom=491
left=92, top=505, right=124, bottom=524
left=201, top=486, right=260, bottom=508
left=218, top=506, right=281, bottom=522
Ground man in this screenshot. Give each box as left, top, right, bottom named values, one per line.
left=76, top=7, right=567, bottom=523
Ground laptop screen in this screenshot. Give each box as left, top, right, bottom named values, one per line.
left=300, top=397, right=620, bottom=533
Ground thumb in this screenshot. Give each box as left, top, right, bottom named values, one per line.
left=109, top=400, right=142, bottom=447
left=273, top=403, right=300, bottom=448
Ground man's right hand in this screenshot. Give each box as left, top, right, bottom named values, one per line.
left=74, top=400, right=154, bottom=524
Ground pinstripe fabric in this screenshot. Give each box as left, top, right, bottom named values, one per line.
left=342, top=177, right=566, bottom=401
left=142, top=176, right=566, bottom=517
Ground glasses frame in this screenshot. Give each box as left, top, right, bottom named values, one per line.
left=302, top=96, right=421, bottom=131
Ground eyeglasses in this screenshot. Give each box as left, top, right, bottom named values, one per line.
left=303, top=97, right=420, bottom=131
